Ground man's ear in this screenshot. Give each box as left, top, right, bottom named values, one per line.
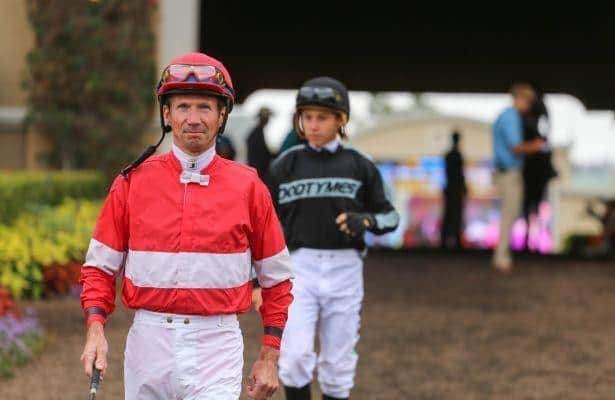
left=218, top=107, right=227, bottom=128
left=162, top=104, right=171, bottom=127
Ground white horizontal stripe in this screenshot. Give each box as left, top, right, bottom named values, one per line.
left=254, top=247, right=294, bottom=288
left=375, top=210, right=400, bottom=230
left=125, top=249, right=252, bottom=289
left=83, top=238, right=126, bottom=276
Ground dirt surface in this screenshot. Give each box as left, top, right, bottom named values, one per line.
left=1, top=251, right=615, bottom=399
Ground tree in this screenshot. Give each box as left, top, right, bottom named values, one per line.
left=25, top=0, right=156, bottom=177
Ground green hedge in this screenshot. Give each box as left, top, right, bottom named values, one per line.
left=0, top=171, right=107, bottom=224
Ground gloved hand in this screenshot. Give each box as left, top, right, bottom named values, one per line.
left=336, top=212, right=376, bottom=236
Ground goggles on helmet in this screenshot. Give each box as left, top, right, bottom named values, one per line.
left=297, top=86, right=343, bottom=103
left=160, top=64, right=233, bottom=94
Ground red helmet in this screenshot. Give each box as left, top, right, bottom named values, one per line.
left=156, top=52, right=235, bottom=133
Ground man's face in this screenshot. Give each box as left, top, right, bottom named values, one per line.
left=300, top=108, right=341, bottom=147
left=514, top=94, right=535, bottom=115
left=163, top=94, right=226, bottom=155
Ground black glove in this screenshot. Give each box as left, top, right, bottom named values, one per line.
left=340, top=212, right=376, bottom=236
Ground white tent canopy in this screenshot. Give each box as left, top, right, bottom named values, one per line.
left=228, top=90, right=614, bottom=166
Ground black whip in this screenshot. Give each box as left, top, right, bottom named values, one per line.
left=88, top=367, right=101, bottom=400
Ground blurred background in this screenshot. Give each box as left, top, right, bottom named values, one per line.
left=1, top=1, right=615, bottom=399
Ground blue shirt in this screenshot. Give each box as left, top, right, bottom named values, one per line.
left=492, top=107, right=523, bottom=170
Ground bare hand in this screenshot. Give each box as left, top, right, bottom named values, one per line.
left=80, top=321, right=109, bottom=380
left=252, top=287, right=263, bottom=312
left=246, top=346, right=280, bottom=400
left=532, top=138, right=546, bottom=152
left=336, top=213, right=352, bottom=236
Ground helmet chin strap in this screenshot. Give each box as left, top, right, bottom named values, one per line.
left=120, top=103, right=168, bottom=178
left=120, top=131, right=166, bottom=179
left=216, top=98, right=231, bottom=136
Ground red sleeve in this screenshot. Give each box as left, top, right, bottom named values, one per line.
left=248, top=179, right=294, bottom=349
left=80, top=176, right=129, bottom=326
left=260, top=280, right=293, bottom=348
left=80, top=268, right=117, bottom=327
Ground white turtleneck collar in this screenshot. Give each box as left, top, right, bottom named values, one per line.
left=172, top=143, right=216, bottom=172
left=309, top=138, right=340, bottom=153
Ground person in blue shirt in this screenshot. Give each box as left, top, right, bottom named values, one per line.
left=492, top=83, right=545, bottom=273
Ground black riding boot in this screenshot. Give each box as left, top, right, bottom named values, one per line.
left=284, top=383, right=311, bottom=400
left=322, top=394, right=349, bottom=400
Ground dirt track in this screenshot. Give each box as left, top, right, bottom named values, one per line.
left=1, top=251, right=615, bottom=399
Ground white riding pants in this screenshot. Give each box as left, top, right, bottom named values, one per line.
left=124, top=310, right=243, bottom=400
left=279, top=248, right=363, bottom=399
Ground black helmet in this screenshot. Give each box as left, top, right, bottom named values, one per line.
left=296, top=77, right=350, bottom=119
left=295, top=77, right=350, bottom=139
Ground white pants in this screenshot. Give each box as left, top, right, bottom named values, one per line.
left=279, top=248, right=363, bottom=399
left=493, top=169, right=523, bottom=267
left=124, top=310, right=243, bottom=400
